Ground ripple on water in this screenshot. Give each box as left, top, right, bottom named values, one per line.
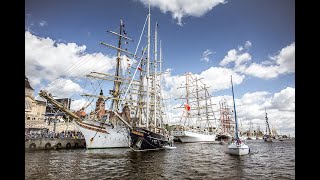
left=26, top=140, right=295, bottom=180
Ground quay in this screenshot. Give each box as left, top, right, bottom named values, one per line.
left=25, top=127, right=86, bottom=151
left=25, top=137, right=85, bottom=150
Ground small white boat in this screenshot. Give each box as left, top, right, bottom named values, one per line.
left=228, top=139, right=250, bottom=155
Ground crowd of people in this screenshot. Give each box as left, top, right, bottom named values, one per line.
left=25, top=128, right=84, bottom=140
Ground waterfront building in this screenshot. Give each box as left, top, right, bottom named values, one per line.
left=25, top=76, right=46, bottom=121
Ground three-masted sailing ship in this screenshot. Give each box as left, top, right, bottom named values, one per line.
left=172, top=72, right=217, bottom=143
left=127, top=4, right=169, bottom=151
left=216, top=98, right=234, bottom=141
left=39, top=19, right=134, bottom=149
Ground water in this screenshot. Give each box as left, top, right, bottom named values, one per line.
left=25, top=140, right=295, bottom=180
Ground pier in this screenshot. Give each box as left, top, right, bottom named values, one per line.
left=25, top=137, right=85, bottom=150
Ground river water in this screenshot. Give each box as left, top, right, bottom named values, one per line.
left=25, top=139, right=295, bottom=179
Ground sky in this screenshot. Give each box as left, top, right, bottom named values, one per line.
left=25, top=0, right=295, bottom=137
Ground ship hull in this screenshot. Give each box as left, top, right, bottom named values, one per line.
left=263, top=135, right=273, bottom=142
left=228, top=142, right=250, bottom=155
left=264, top=137, right=273, bottom=142
left=172, top=130, right=216, bottom=143
left=129, top=127, right=168, bottom=151
left=216, top=133, right=232, bottom=141
left=75, top=120, right=130, bottom=149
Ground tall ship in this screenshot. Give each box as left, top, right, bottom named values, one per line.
left=216, top=98, right=234, bottom=141
left=255, top=125, right=264, bottom=140
left=246, top=120, right=254, bottom=140
left=39, top=19, right=135, bottom=149
left=126, top=3, right=169, bottom=151
left=172, top=73, right=217, bottom=143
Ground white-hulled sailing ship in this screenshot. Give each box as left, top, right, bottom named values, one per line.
left=172, top=73, right=217, bottom=143
left=228, top=76, right=250, bottom=156
left=39, top=19, right=135, bottom=149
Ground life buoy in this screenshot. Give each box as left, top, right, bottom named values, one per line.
left=45, top=143, right=51, bottom=149
left=29, top=143, right=36, bottom=149
left=74, top=143, right=79, bottom=148
left=56, top=143, right=62, bottom=149
left=66, top=143, right=71, bottom=149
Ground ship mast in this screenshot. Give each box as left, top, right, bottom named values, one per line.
left=231, top=76, right=239, bottom=140
left=146, top=2, right=151, bottom=130
left=219, top=98, right=232, bottom=134
left=204, top=84, right=209, bottom=128
left=175, top=73, right=216, bottom=128
left=153, top=21, right=158, bottom=132
left=185, top=73, right=190, bottom=126
left=265, top=108, right=272, bottom=136
left=195, top=77, right=201, bottom=123
left=159, top=40, right=162, bottom=128
left=110, top=19, right=124, bottom=111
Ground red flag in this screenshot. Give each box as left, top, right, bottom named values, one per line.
left=184, top=104, right=190, bottom=111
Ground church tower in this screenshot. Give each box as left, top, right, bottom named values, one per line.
left=95, top=89, right=106, bottom=119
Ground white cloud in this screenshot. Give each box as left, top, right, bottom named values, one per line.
left=201, top=49, right=214, bottom=62
left=244, top=41, right=252, bottom=49
left=243, top=63, right=279, bottom=79
left=237, top=41, right=251, bottom=51
left=240, top=91, right=270, bottom=105
left=70, top=99, right=88, bottom=111
left=220, top=41, right=295, bottom=80
left=209, top=87, right=295, bottom=137
left=45, top=78, right=85, bottom=99
left=273, top=42, right=295, bottom=74
left=138, top=0, right=226, bottom=26
left=162, top=67, right=245, bottom=100
left=198, top=67, right=245, bottom=92
left=243, top=42, right=295, bottom=79
left=39, top=20, right=48, bottom=27
left=25, top=31, right=116, bottom=88
left=219, top=41, right=252, bottom=71
left=265, top=87, right=295, bottom=111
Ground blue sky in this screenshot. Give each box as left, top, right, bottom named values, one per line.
left=25, top=0, right=295, bottom=136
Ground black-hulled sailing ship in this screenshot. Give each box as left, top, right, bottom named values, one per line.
left=126, top=4, right=169, bottom=151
